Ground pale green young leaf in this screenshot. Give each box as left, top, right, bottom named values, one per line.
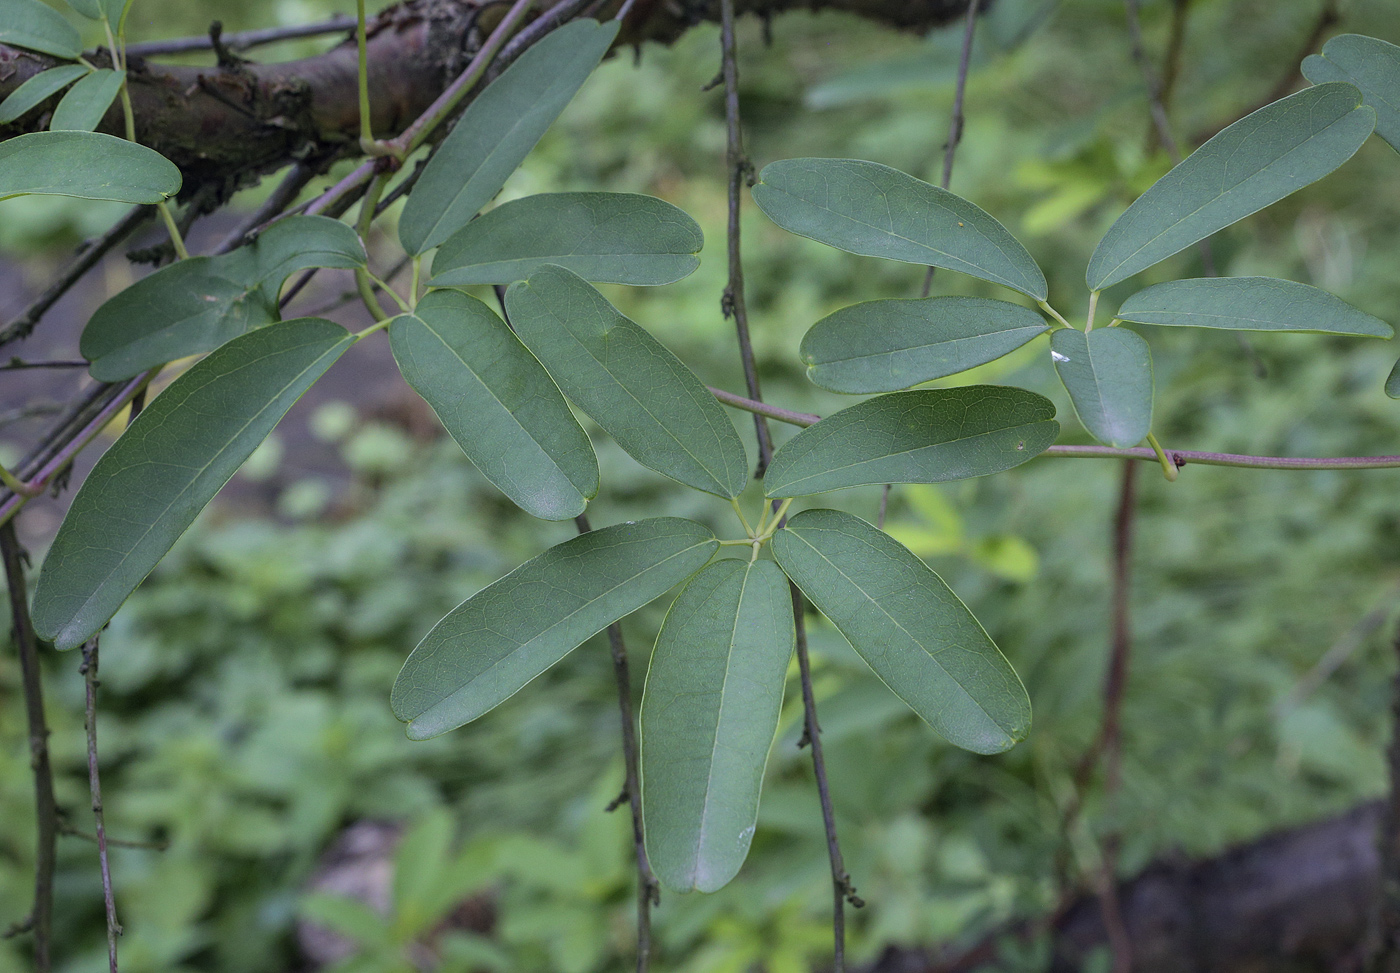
left=430, top=192, right=703, bottom=287
left=32, top=318, right=352, bottom=651
left=82, top=216, right=367, bottom=380
left=0, top=131, right=180, bottom=203
left=1050, top=327, right=1153, bottom=448
left=1086, top=83, right=1375, bottom=290
left=49, top=68, right=122, bottom=131
left=1303, top=34, right=1400, bottom=154
left=0, top=64, right=87, bottom=124
left=1117, top=277, right=1392, bottom=337
left=0, top=0, right=81, bottom=58
left=389, top=290, right=598, bottom=521
left=800, top=296, right=1049, bottom=393
left=391, top=518, right=719, bottom=739
left=640, top=558, right=794, bottom=894
left=398, top=18, right=621, bottom=255
left=764, top=386, right=1058, bottom=498
left=505, top=265, right=750, bottom=498
left=750, top=158, right=1048, bottom=300
left=771, top=508, right=1029, bottom=754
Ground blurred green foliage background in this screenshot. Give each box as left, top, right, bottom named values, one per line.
left=6, top=0, right=1400, bottom=969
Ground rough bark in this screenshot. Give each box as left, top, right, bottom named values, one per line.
left=873, top=802, right=1383, bottom=973
left=0, top=0, right=973, bottom=204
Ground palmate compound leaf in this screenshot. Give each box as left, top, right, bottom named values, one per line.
left=391, top=518, right=719, bottom=740
left=32, top=318, right=353, bottom=651
left=398, top=18, right=621, bottom=256
left=749, top=158, right=1048, bottom=300
left=388, top=289, right=598, bottom=521
left=800, top=296, right=1049, bottom=394
left=504, top=265, right=750, bottom=499
left=771, top=508, right=1029, bottom=753
left=1304, top=34, right=1400, bottom=154
left=1116, top=277, right=1393, bottom=337
left=1086, top=83, right=1375, bottom=290
left=1049, top=327, right=1153, bottom=448
left=430, top=192, right=703, bottom=287
left=81, top=215, right=367, bottom=380
left=640, top=558, right=794, bottom=894
left=0, top=0, right=81, bottom=58
left=49, top=68, right=122, bottom=132
left=0, top=131, right=180, bottom=203
left=0, top=64, right=88, bottom=124
left=763, top=386, right=1059, bottom=499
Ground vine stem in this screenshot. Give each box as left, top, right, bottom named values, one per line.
left=574, top=513, right=655, bottom=973
left=123, top=16, right=355, bottom=57
left=718, top=0, right=774, bottom=475
left=1, top=521, right=56, bottom=973
left=81, top=638, right=122, bottom=973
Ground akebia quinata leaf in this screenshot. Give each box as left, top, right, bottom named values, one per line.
left=1050, top=327, right=1153, bottom=448
left=1086, top=83, right=1375, bottom=290
left=505, top=265, right=750, bottom=498
left=0, top=132, right=180, bottom=204
left=0, top=65, right=88, bottom=124
left=398, top=18, right=621, bottom=255
left=389, top=290, right=598, bottom=521
left=32, top=318, right=352, bottom=651
left=750, top=158, right=1048, bottom=300
left=49, top=68, right=122, bottom=132
left=763, top=386, right=1058, bottom=498
left=82, top=216, right=367, bottom=380
left=641, top=558, right=794, bottom=893
left=0, top=0, right=81, bottom=58
left=431, top=192, right=703, bottom=286
left=391, top=518, right=719, bottom=739
left=772, top=508, right=1029, bottom=754
left=801, top=296, right=1049, bottom=393
left=1304, top=34, right=1400, bottom=154
left=1116, top=277, right=1392, bottom=337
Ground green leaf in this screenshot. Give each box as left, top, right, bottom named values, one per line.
left=1303, top=34, right=1400, bottom=154
left=81, top=216, right=367, bottom=380
left=391, top=518, right=718, bottom=739
left=763, top=386, right=1058, bottom=498
left=0, top=131, right=180, bottom=203
left=0, top=64, right=88, bottom=124
left=505, top=265, right=750, bottom=498
left=48, top=68, right=122, bottom=132
left=1086, top=83, right=1375, bottom=290
left=640, top=558, right=794, bottom=893
left=800, top=296, right=1049, bottom=393
left=750, top=158, right=1048, bottom=300
left=771, top=508, right=1029, bottom=754
left=1050, top=327, right=1153, bottom=448
left=398, top=19, right=621, bottom=255
left=1117, top=277, right=1392, bottom=337
left=299, top=893, right=394, bottom=951
left=64, top=0, right=103, bottom=19
left=32, top=318, right=352, bottom=651
left=388, top=289, right=598, bottom=521
left=0, top=0, right=81, bottom=58
left=430, top=192, right=703, bottom=287
left=1387, top=358, right=1400, bottom=399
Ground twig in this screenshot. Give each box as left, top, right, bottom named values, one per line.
left=0, top=206, right=153, bottom=350
left=718, top=0, right=774, bottom=475
left=792, top=585, right=861, bottom=972
left=1155, top=0, right=1191, bottom=130
left=58, top=823, right=166, bottom=852
left=0, top=360, right=89, bottom=371
left=2, top=521, right=56, bottom=973
left=81, top=639, right=122, bottom=973
left=123, top=15, right=356, bottom=57
left=212, top=161, right=320, bottom=254
left=575, top=513, right=655, bottom=973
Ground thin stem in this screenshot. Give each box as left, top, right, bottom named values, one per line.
left=574, top=513, right=655, bottom=973
left=2, top=521, right=56, bottom=973
left=1086, top=290, right=1100, bottom=332
left=356, top=0, right=373, bottom=147
left=708, top=387, right=819, bottom=428
left=719, top=0, right=774, bottom=474
left=0, top=464, right=34, bottom=498
left=1038, top=301, right=1073, bottom=330
left=81, top=639, right=122, bottom=973
left=0, top=361, right=90, bottom=371
left=123, top=16, right=355, bottom=57
left=388, top=0, right=536, bottom=156
left=792, top=585, right=860, bottom=972
left=354, top=174, right=392, bottom=323
left=409, top=257, right=422, bottom=309
left=730, top=497, right=755, bottom=537
left=154, top=202, right=189, bottom=261
left=1145, top=432, right=1179, bottom=481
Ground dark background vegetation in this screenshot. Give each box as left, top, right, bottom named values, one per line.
left=5, top=0, right=1400, bottom=969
